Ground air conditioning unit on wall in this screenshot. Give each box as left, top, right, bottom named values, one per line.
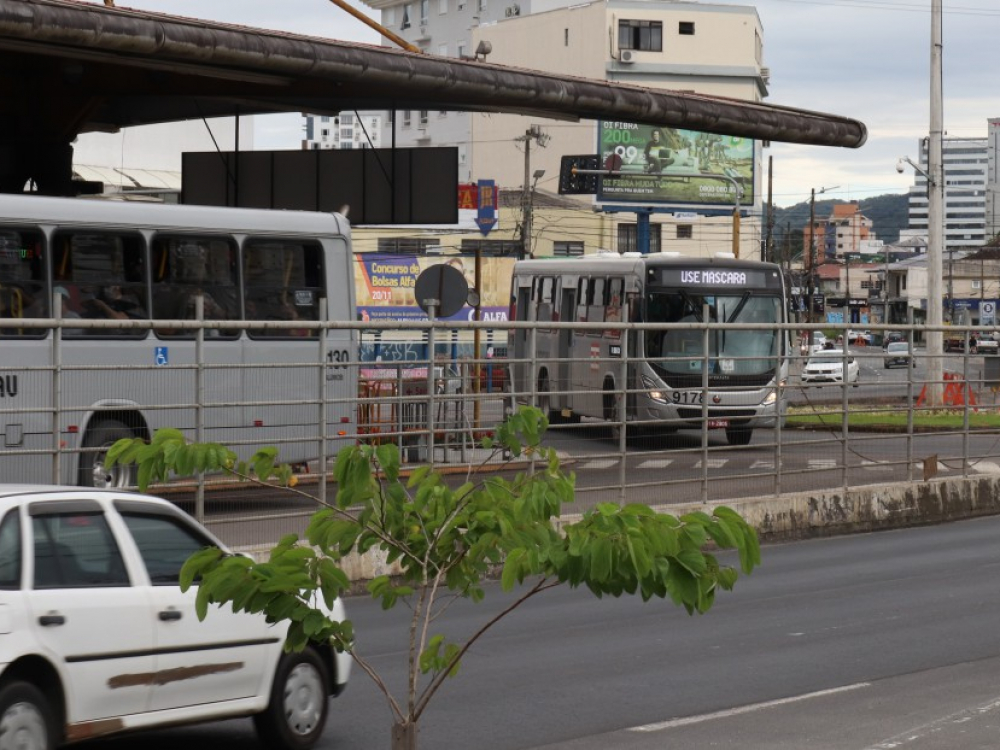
left=619, top=49, right=635, bottom=64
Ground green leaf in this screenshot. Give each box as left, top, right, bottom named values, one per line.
left=501, top=548, right=525, bottom=591
left=589, top=537, right=613, bottom=582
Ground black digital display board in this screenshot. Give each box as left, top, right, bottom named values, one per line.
left=181, top=147, right=458, bottom=225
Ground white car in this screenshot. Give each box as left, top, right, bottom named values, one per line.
left=0, top=486, right=351, bottom=750
left=801, top=350, right=860, bottom=386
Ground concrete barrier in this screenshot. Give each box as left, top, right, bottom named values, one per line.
left=235, top=474, right=1000, bottom=593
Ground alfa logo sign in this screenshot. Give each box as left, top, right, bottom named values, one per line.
left=982, top=301, right=996, bottom=326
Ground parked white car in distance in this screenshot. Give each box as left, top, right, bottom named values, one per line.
left=801, top=350, right=860, bottom=386
left=0, top=485, right=351, bottom=750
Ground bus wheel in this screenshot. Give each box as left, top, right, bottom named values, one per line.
left=537, top=375, right=555, bottom=422
left=725, top=426, right=753, bottom=447
left=79, top=419, right=136, bottom=488
left=603, top=385, right=621, bottom=441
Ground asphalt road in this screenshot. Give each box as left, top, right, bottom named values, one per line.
left=90, top=514, right=1000, bottom=750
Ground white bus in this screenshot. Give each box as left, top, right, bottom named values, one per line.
left=508, top=253, right=788, bottom=446
left=0, top=194, right=357, bottom=486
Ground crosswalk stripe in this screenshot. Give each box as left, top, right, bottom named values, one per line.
left=577, top=459, right=619, bottom=470
left=636, top=459, right=674, bottom=469
left=694, top=459, right=727, bottom=469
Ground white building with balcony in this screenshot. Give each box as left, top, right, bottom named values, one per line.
left=302, top=112, right=384, bottom=150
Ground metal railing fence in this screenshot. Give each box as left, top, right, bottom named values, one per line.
left=2, top=315, right=999, bottom=548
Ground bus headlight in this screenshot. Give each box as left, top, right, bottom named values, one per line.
left=642, top=375, right=667, bottom=403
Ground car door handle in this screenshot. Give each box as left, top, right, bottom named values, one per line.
left=158, top=610, right=182, bottom=622
left=38, top=614, right=65, bottom=627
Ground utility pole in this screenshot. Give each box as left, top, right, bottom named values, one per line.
left=516, top=125, right=549, bottom=258
left=925, top=0, right=945, bottom=406
left=765, top=155, right=774, bottom=263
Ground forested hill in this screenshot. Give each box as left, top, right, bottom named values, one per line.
left=769, top=192, right=910, bottom=245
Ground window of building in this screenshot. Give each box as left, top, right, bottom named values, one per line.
left=676, top=224, right=693, bottom=239
left=478, top=0, right=486, bottom=11
left=321, top=129, right=329, bottom=138
left=419, top=111, right=429, bottom=125
left=320, top=115, right=330, bottom=122
left=678, top=21, right=694, bottom=35
left=438, top=43, right=448, bottom=55
left=565, top=28, right=569, bottom=46
left=553, top=241, right=585, bottom=257
left=439, top=0, right=447, bottom=13
left=401, top=3, right=411, bottom=28
left=972, top=279, right=983, bottom=290
left=618, top=223, right=661, bottom=253
left=457, top=42, right=466, bottom=57
left=420, top=0, right=429, bottom=24
left=403, top=110, right=412, bottom=127
left=341, top=128, right=352, bottom=139
left=377, top=238, right=440, bottom=254
left=618, top=20, right=662, bottom=51
left=460, top=239, right=522, bottom=256
left=340, top=113, right=354, bottom=125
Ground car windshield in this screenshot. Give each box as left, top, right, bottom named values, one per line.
left=888, top=343, right=909, bottom=353
left=808, top=353, right=846, bottom=365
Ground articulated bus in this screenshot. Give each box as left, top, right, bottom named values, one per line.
left=0, top=194, right=357, bottom=486
left=508, top=252, right=788, bottom=446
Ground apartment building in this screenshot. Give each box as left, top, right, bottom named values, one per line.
left=802, top=201, right=875, bottom=271
left=302, top=112, right=384, bottom=150
left=351, top=0, right=768, bottom=256
left=906, top=135, right=987, bottom=249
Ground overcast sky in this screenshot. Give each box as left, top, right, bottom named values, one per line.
left=112, top=0, right=999, bottom=208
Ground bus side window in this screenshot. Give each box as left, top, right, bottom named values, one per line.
left=576, top=278, right=589, bottom=323
left=536, top=276, right=554, bottom=326
left=151, top=235, right=239, bottom=338
left=0, top=229, right=47, bottom=339
left=52, top=230, right=147, bottom=339
left=586, top=277, right=605, bottom=325
left=244, top=239, right=324, bottom=339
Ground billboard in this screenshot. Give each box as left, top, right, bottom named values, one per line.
left=596, top=122, right=755, bottom=206
left=354, top=254, right=514, bottom=324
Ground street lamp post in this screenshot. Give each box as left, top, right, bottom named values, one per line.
left=807, top=185, right=839, bottom=346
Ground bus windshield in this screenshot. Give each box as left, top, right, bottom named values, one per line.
left=644, top=291, right=780, bottom=376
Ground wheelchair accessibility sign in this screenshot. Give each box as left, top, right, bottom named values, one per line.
left=154, top=347, right=169, bottom=366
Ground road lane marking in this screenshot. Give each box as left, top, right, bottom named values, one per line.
left=865, top=695, right=1000, bottom=748
left=627, top=682, right=871, bottom=733
left=750, top=460, right=775, bottom=470
left=808, top=459, right=838, bottom=470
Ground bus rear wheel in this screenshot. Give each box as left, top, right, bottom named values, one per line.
left=725, top=426, right=753, bottom=447
left=79, top=418, right=136, bottom=488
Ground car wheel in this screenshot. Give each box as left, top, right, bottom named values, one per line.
left=79, top=418, right=136, bottom=488
left=254, top=649, right=330, bottom=750
left=0, top=681, right=55, bottom=750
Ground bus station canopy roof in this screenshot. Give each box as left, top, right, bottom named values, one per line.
left=0, top=0, right=867, bottom=149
